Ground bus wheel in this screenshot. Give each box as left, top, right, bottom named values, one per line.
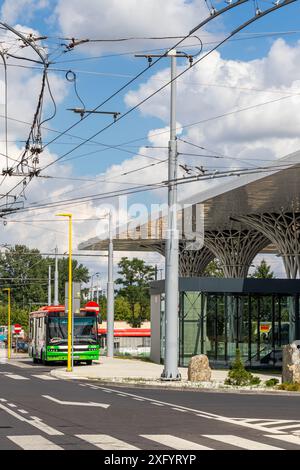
left=86, top=360, right=92, bottom=365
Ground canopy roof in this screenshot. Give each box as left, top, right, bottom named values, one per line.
left=79, top=149, right=300, bottom=253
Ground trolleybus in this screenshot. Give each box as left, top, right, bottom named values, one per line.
left=28, top=302, right=100, bottom=364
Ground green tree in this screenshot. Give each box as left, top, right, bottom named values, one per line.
left=56, top=257, right=89, bottom=304
left=0, top=305, right=30, bottom=334
left=250, top=259, right=275, bottom=279
left=0, top=245, right=48, bottom=309
left=97, top=294, right=107, bottom=322
left=114, top=296, right=132, bottom=322
left=203, top=259, right=224, bottom=277
left=115, top=257, right=155, bottom=327
left=0, top=245, right=90, bottom=310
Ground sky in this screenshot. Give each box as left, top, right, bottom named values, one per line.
left=0, top=0, right=300, bottom=283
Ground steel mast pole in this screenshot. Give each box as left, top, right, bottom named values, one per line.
left=54, top=246, right=59, bottom=306
left=107, top=211, right=114, bottom=357
left=161, top=49, right=180, bottom=380
left=48, top=265, right=52, bottom=306
left=3, top=288, right=11, bottom=360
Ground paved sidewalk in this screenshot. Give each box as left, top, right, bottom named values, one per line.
left=50, top=356, right=281, bottom=389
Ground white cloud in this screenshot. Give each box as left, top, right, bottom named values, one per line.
left=0, top=0, right=49, bottom=24
left=54, top=0, right=215, bottom=54
left=124, top=38, right=300, bottom=186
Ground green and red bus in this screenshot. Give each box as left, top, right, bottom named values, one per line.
left=28, top=302, right=100, bottom=365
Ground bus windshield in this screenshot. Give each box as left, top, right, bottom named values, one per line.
left=48, top=317, right=98, bottom=344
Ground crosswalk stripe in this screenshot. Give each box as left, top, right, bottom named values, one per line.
left=272, top=423, right=300, bottom=431
left=5, top=361, right=34, bottom=369
left=253, top=420, right=298, bottom=427
left=141, top=434, right=212, bottom=450
left=265, top=434, right=300, bottom=446
left=76, top=434, right=139, bottom=450
left=5, top=374, right=29, bottom=380
left=7, top=435, right=63, bottom=450
left=31, top=375, right=58, bottom=381
left=203, top=435, right=283, bottom=450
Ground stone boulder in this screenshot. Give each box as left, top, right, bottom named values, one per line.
left=188, top=354, right=212, bottom=382
left=282, top=341, right=300, bottom=384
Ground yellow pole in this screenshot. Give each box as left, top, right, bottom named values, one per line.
left=68, top=215, right=72, bottom=372
left=56, top=213, right=73, bottom=372
left=3, top=288, right=11, bottom=360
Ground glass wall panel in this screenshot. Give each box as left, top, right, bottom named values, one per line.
left=280, top=296, right=291, bottom=345
left=206, top=295, right=217, bottom=361
left=216, top=295, right=226, bottom=361
left=258, top=295, right=273, bottom=365
left=175, top=290, right=294, bottom=370
left=226, top=295, right=237, bottom=361
left=179, top=292, right=202, bottom=366
left=239, top=296, right=250, bottom=362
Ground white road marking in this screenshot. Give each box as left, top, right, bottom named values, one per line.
left=8, top=435, right=63, bottom=450
left=265, top=434, right=300, bottom=445
left=31, top=375, right=58, bottom=381
left=0, top=398, right=7, bottom=402
left=97, top=386, right=298, bottom=435
left=172, top=408, right=188, bottom=413
left=18, top=409, right=29, bottom=414
left=254, top=420, right=297, bottom=427
left=141, top=434, right=212, bottom=450
left=151, top=402, right=164, bottom=407
left=0, top=402, right=63, bottom=436
left=5, top=374, right=29, bottom=380
left=42, top=395, right=110, bottom=409
left=8, top=403, right=17, bottom=408
left=5, top=360, right=35, bottom=369
left=203, top=435, right=283, bottom=450
left=76, top=434, right=139, bottom=450
left=272, top=423, right=300, bottom=431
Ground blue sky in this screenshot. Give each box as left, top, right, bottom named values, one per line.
left=0, top=0, right=300, bottom=278
left=4, top=0, right=298, bottom=178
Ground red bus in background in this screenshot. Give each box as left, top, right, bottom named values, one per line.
left=98, top=323, right=151, bottom=356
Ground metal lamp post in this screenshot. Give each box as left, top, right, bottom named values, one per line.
left=56, top=213, right=73, bottom=372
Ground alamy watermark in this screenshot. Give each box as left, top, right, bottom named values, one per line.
left=95, top=196, right=204, bottom=251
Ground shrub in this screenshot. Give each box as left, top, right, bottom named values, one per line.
left=249, top=375, right=261, bottom=386
left=265, top=378, right=279, bottom=388
left=225, top=349, right=261, bottom=387
left=278, top=382, right=300, bottom=392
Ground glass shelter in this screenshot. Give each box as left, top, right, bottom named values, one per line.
left=151, top=278, right=300, bottom=369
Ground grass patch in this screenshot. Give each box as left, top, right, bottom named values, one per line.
left=277, top=382, right=300, bottom=392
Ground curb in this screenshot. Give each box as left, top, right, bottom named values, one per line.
left=50, top=369, right=300, bottom=396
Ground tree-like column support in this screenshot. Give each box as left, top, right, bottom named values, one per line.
left=178, top=244, right=214, bottom=277
left=237, top=212, right=300, bottom=279
left=204, top=230, right=269, bottom=278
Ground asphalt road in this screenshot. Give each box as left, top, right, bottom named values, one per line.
left=1, top=358, right=300, bottom=451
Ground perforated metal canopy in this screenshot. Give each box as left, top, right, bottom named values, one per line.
left=79, top=149, right=300, bottom=253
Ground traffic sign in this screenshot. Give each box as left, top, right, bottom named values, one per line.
left=85, top=301, right=100, bottom=313
left=14, top=324, right=22, bottom=334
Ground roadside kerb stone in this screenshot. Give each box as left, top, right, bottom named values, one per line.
left=49, top=356, right=284, bottom=394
